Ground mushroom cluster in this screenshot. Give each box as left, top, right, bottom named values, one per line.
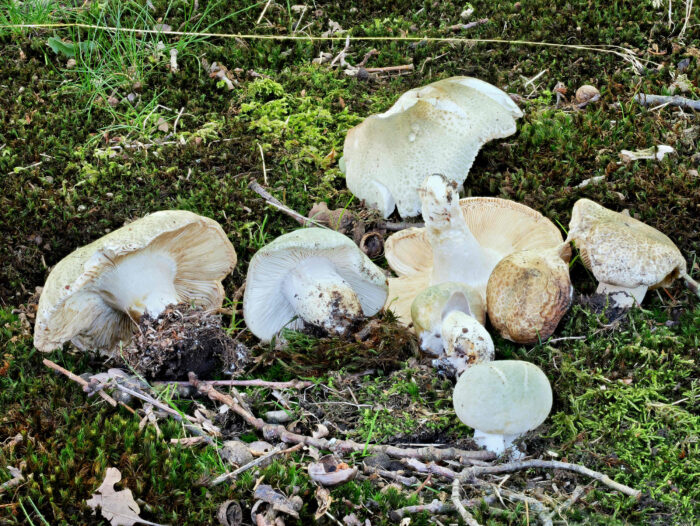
left=33, top=76, right=697, bottom=461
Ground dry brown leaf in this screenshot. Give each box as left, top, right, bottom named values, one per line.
left=86, top=468, right=164, bottom=526
left=314, top=487, right=332, bottom=520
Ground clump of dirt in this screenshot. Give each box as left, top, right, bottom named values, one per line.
left=120, top=303, right=248, bottom=380
left=576, top=292, right=630, bottom=322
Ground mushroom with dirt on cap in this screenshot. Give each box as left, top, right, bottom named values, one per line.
left=33, top=210, right=237, bottom=354
left=486, top=244, right=573, bottom=344
left=342, top=77, right=523, bottom=218
left=384, top=174, right=568, bottom=324
left=243, top=228, right=388, bottom=343
left=410, top=282, right=492, bottom=377
left=565, top=198, right=699, bottom=306
left=453, top=360, right=553, bottom=455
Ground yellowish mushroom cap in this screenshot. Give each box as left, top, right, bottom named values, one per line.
left=34, top=210, right=237, bottom=354
left=343, top=77, right=522, bottom=218
left=567, top=199, right=697, bottom=303
left=411, top=281, right=486, bottom=333
left=486, top=246, right=572, bottom=344
left=385, top=197, right=568, bottom=323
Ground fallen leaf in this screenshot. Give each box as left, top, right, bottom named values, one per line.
left=314, top=487, right=332, bottom=520
left=86, top=467, right=164, bottom=526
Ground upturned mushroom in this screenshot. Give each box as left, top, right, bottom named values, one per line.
left=384, top=175, right=567, bottom=323
left=410, top=282, right=492, bottom=376
left=566, top=198, right=699, bottom=305
left=486, top=245, right=573, bottom=343
left=34, top=210, right=237, bottom=354
left=243, top=228, right=388, bottom=343
left=453, top=360, right=553, bottom=455
left=343, top=77, right=522, bottom=218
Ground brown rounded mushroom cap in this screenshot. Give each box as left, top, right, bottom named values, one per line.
left=343, top=77, right=522, bottom=218
left=567, top=199, right=690, bottom=293
left=34, top=210, right=236, bottom=354
left=486, top=247, right=572, bottom=344
left=385, top=197, right=568, bottom=323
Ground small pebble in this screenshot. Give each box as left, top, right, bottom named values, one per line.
left=220, top=440, right=253, bottom=466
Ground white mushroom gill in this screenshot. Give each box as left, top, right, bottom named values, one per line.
left=420, top=175, right=500, bottom=297
left=281, top=257, right=364, bottom=335
left=93, top=250, right=179, bottom=319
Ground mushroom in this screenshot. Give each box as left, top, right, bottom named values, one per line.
left=453, top=360, right=553, bottom=455
left=384, top=175, right=567, bottom=323
left=566, top=198, right=699, bottom=305
left=434, top=310, right=494, bottom=378
left=34, top=210, right=237, bottom=354
left=343, top=77, right=523, bottom=218
left=243, top=228, right=388, bottom=343
left=486, top=245, right=573, bottom=343
left=410, top=281, right=486, bottom=355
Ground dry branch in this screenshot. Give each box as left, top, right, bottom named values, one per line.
left=189, top=374, right=494, bottom=463
left=452, top=478, right=482, bottom=526
left=248, top=179, right=329, bottom=229
left=634, top=93, right=700, bottom=111
left=43, top=358, right=118, bottom=407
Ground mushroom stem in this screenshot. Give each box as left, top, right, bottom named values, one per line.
left=681, top=272, right=700, bottom=298
left=282, top=257, right=363, bottom=335
left=97, top=252, right=179, bottom=319
left=438, top=311, right=494, bottom=377
left=420, top=175, right=498, bottom=295
left=473, top=430, right=522, bottom=456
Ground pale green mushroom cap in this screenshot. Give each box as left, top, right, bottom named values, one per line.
left=34, top=210, right=237, bottom=354
left=453, top=360, right=553, bottom=454
left=343, top=76, right=522, bottom=218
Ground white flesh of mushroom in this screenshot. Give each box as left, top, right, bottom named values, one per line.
left=472, top=430, right=521, bottom=456
left=281, top=257, right=363, bottom=335
left=596, top=282, right=648, bottom=306
left=440, top=310, right=494, bottom=377
left=94, top=251, right=179, bottom=319
left=420, top=175, right=500, bottom=297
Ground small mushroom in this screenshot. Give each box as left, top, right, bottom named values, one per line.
left=243, top=228, right=388, bottom=342
left=410, top=281, right=486, bottom=355
left=344, top=77, right=522, bottom=217
left=434, top=310, right=494, bottom=378
left=384, top=175, right=568, bottom=323
left=453, top=360, right=553, bottom=455
left=486, top=245, right=573, bottom=343
left=34, top=210, right=236, bottom=354
left=566, top=199, right=699, bottom=305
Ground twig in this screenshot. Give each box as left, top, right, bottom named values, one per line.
left=256, top=0, right=272, bottom=25
left=7, top=161, right=42, bottom=176
left=487, top=484, right=552, bottom=526
left=169, top=48, right=178, bottom=72
left=390, top=496, right=495, bottom=521
left=43, top=359, right=117, bottom=407
left=210, top=443, right=303, bottom=486
left=162, top=378, right=314, bottom=389
left=634, top=93, right=700, bottom=111
left=330, top=35, right=350, bottom=67
left=362, top=465, right=418, bottom=487
left=363, top=64, right=414, bottom=73
left=189, top=374, right=494, bottom=464
left=376, top=220, right=424, bottom=231
left=0, top=466, right=24, bottom=494
left=545, top=336, right=587, bottom=344
left=257, top=143, right=268, bottom=185
left=172, top=106, right=185, bottom=134
left=461, top=459, right=640, bottom=498
left=248, top=179, right=329, bottom=229
left=448, top=18, right=490, bottom=31
left=452, top=478, right=482, bottom=526
left=548, top=485, right=585, bottom=520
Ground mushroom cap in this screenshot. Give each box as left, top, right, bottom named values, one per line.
left=487, top=247, right=572, bottom=343
left=411, top=282, right=486, bottom=336
left=343, top=77, right=523, bottom=218
left=385, top=197, right=568, bottom=323
left=34, top=210, right=237, bottom=353
left=453, top=360, right=553, bottom=436
left=568, top=199, right=687, bottom=290
left=243, top=228, right=388, bottom=342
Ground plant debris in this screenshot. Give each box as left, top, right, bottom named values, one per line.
left=86, top=467, right=163, bottom=526
left=119, top=303, right=247, bottom=380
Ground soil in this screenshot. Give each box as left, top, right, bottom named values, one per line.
left=119, top=303, right=247, bottom=380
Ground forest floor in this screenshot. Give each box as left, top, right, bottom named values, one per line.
left=0, top=1, right=699, bottom=525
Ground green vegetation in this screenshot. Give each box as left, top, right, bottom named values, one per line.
left=1, top=0, right=698, bottom=524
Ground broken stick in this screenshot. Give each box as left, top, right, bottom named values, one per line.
left=634, top=93, right=700, bottom=111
